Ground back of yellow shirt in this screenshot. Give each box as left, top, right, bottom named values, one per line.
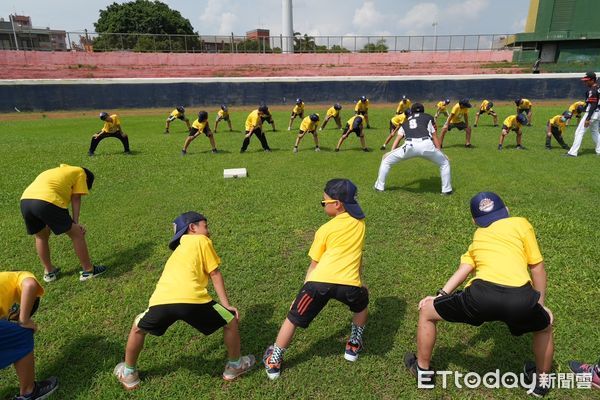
left=306, top=212, right=366, bottom=287
left=518, top=99, right=532, bottom=110
left=549, top=115, right=566, bottom=131
left=245, top=110, right=261, bottom=131
left=355, top=100, right=369, bottom=112
left=569, top=101, right=586, bottom=115
left=436, top=101, right=447, bottom=111
left=449, top=103, right=468, bottom=123
left=218, top=109, right=229, bottom=119
left=170, top=109, right=182, bottom=118
left=299, top=116, right=318, bottom=132
left=102, top=114, right=121, bottom=133
left=21, top=164, right=89, bottom=209
left=461, top=217, right=543, bottom=288
left=503, top=115, right=521, bottom=130
left=149, top=235, right=221, bottom=306
left=326, top=107, right=339, bottom=118
left=391, top=114, right=407, bottom=127
left=0, top=271, right=44, bottom=319
left=293, top=103, right=304, bottom=114
left=396, top=100, right=411, bottom=114
left=192, top=119, right=209, bottom=131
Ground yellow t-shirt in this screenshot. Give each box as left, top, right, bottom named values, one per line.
left=0, top=271, right=44, bottom=319
left=396, top=99, right=412, bottom=114
left=436, top=101, right=448, bottom=112
left=149, top=235, right=221, bottom=306
left=217, top=109, right=229, bottom=119
left=292, top=103, right=305, bottom=114
left=479, top=100, right=493, bottom=113
left=390, top=114, right=407, bottom=128
left=306, top=212, right=366, bottom=287
left=503, top=115, right=522, bottom=130
left=461, top=217, right=543, bottom=288
left=347, top=115, right=364, bottom=130
left=449, top=103, right=468, bottom=123
left=569, top=101, right=586, bottom=116
left=191, top=119, right=209, bottom=132
left=170, top=109, right=183, bottom=118
left=518, top=99, right=532, bottom=111
left=101, top=114, right=121, bottom=133
left=245, top=110, right=262, bottom=131
left=299, top=116, right=319, bottom=132
left=326, top=106, right=339, bottom=118
left=355, top=99, right=369, bottom=113
left=21, top=164, right=89, bottom=209
left=549, top=115, right=566, bottom=131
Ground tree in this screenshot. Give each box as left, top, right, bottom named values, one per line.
left=92, top=0, right=201, bottom=52
left=329, top=45, right=350, bottom=53
left=360, top=39, right=388, bottom=53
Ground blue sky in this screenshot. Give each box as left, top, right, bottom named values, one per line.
left=1, top=0, right=528, bottom=36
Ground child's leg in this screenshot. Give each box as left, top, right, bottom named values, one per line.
left=14, top=351, right=35, bottom=396
left=227, top=119, right=233, bottom=131
left=352, top=308, right=368, bottom=328
left=321, top=117, right=329, bottom=130
left=33, top=226, right=53, bottom=274
left=312, top=132, right=319, bottom=148
left=185, top=119, right=191, bottom=130
left=182, top=135, right=197, bottom=152
left=533, top=308, right=554, bottom=374
left=65, top=223, right=93, bottom=272
left=223, top=318, right=241, bottom=361
left=275, top=318, right=297, bottom=349
left=208, top=133, right=217, bottom=150
left=125, top=322, right=147, bottom=368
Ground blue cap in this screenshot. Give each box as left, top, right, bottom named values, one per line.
left=169, top=211, right=207, bottom=250
left=310, top=113, right=319, bottom=121
left=360, top=96, right=367, bottom=102
left=296, top=98, right=302, bottom=104
left=516, top=113, right=528, bottom=124
left=470, top=192, right=509, bottom=227
left=324, top=179, right=365, bottom=220
left=99, top=112, right=109, bottom=120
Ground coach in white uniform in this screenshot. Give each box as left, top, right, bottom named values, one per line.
left=566, top=71, right=600, bottom=157
left=374, top=103, right=452, bottom=195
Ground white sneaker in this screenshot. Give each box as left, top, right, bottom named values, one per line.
left=293, top=147, right=298, bottom=153
left=319, top=127, right=323, bottom=131
left=315, top=147, right=320, bottom=152
left=287, top=127, right=291, bottom=131
left=43, top=268, right=61, bottom=283
left=113, top=362, right=140, bottom=390
left=222, top=355, right=256, bottom=381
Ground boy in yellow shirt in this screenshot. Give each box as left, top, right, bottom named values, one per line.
left=214, top=104, right=233, bottom=133
left=89, top=112, right=131, bottom=156
left=545, top=111, right=570, bottom=150
left=405, top=192, right=554, bottom=397
left=241, top=106, right=271, bottom=153
left=114, top=212, right=255, bottom=390
left=293, top=114, right=321, bottom=152
left=288, top=98, right=305, bottom=130
left=439, top=99, right=473, bottom=148
left=434, top=99, right=450, bottom=123
left=320, top=103, right=342, bottom=131
left=164, top=106, right=190, bottom=134
left=263, top=179, right=368, bottom=380
left=473, top=100, right=498, bottom=127
left=1, top=271, right=58, bottom=400
left=515, top=98, right=533, bottom=126
left=498, top=113, right=527, bottom=150
left=181, top=111, right=218, bottom=155
left=354, top=96, right=371, bottom=128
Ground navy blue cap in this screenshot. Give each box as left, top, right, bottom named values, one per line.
left=470, top=192, right=509, bottom=227
left=324, top=179, right=365, bottom=220
left=169, top=211, right=207, bottom=250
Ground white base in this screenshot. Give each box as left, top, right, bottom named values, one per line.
left=224, top=168, right=248, bottom=179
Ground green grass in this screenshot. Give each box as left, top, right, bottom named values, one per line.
left=0, top=103, right=599, bottom=400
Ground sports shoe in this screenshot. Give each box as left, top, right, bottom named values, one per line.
left=464, top=143, right=473, bottom=148
left=113, top=362, right=140, bottom=390
left=497, top=144, right=503, bottom=150
left=264, top=148, right=271, bottom=152
left=494, top=124, right=499, bottom=127
left=211, top=149, right=218, bottom=154
left=380, top=145, right=386, bottom=150
left=562, top=153, right=576, bottom=157
left=181, top=149, right=187, bottom=156
left=545, top=146, right=552, bottom=150
left=222, top=355, right=256, bottom=381
left=568, top=359, right=600, bottom=389
left=43, top=268, right=61, bottom=283
left=318, top=127, right=323, bottom=131
left=334, top=148, right=340, bottom=152
left=344, top=340, right=362, bottom=362
left=164, top=130, right=169, bottom=134
left=404, top=352, right=435, bottom=387
left=561, top=144, right=569, bottom=150
left=441, top=191, right=453, bottom=196
left=263, top=346, right=282, bottom=380
left=314, top=147, right=320, bottom=152
left=124, top=150, right=132, bottom=155
left=373, top=186, right=384, bottom=192
left=14, top=376, right=58, bottom=400
left=473, top=124, right=478, bottom=127
left=79, top=265, right=107, bottom=281
left=87, top=151, right=94, bottom=156
left=362, top=148, right=370, bottom=152
left=287, top=127, right=291, bottom=131
left=516, top=145, right=525, bottom=150
left=293, top=147, right=298, bottom=153
left=523, top=361, right=550, bottom=397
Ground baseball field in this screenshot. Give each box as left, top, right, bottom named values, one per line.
left=0, top=102, right=598, bottom=399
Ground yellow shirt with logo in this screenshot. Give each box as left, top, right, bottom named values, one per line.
left=549, top=115, right=566, bottom=132
left=355, top=99, right=369, bottom=113
left=191, top=119, right=209, bottom=132
left=449, top=103, right=468, bottom=123
left=149, top=235, right=221, bottom=306
left=217, top=109, right=229, bottom=119
left=170, top=109, right=183, bottom=118
left=503, top=115, right=522, bottom=131
left=396, top=99, right=412, bottom=114
left=21, top=164, right=89, bottom=209
left=326, top=106, right=340, bottom=118
left=0, top=271, right=44, bottom=319
left=306, top=212, right=366, bottom=287
left=299, top=116, right=319, bottom=132
left=391, top=114, right=408, bottom=128
left=101, top=114, right=121, bottom=133
left=518, top=99, right=532, bottom=111
left=436, top=101, right=448, bottom=112
left=245, top=110, right=262, bottom=131
left=569, top=101, right=586, bottom=116
left=292, top=103, right=305, bottom=114
left=461, top=217, right=543, bottom=288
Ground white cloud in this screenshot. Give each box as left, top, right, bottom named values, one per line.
left=397, top=3, right=440, bottom=33
left=353, top=1, right=386, bottom=31
left=445, top=0, right=491, bottom=19
left=198, top=0, right=238, bottom=35
left=218, top=12, right=237, bottom=35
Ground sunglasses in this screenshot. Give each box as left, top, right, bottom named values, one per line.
left=321, top=199, right=338, bottom=207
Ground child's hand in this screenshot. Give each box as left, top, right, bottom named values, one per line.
left=418, top=296, right=437, bottom=310
left=19, top=319, right=38, bottom=332
left=225, top=306, right=239, bottom=320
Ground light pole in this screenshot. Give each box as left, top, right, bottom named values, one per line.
left=9, top=14, right=19, bottom=50
left=432, top=21, right=438, bottom=51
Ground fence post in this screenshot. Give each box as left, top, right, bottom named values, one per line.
left=408, top=35, right=411, bottom=51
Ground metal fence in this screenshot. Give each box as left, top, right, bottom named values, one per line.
left=6, top=30, right=517, bottom=53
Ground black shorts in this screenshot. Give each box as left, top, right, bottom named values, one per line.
left=343, top=124, right=362, bottom=137
left=355, top=111, right=367, bottom=116
left=216, top=115, right=230, bottom=121
left=135, top=301, right=234, bottom=337
left=287, top=282, right=369, bottom=329
left=502, top=125, right=519, bottom=133
left=433, top=279, right=551, bottom=336
left=189, top=125, right=210, bottom=137
left=477, top=110, right=496, bottom=116
left=291, top=112, right=304, bottom=118
left=550, top=126, right=562, bottom=136
left=20, top=199, right=72, bottom=235
left=447, top=122, right=467, bottom=131
left=519, top=108, right=531, bottom=114
left=389, top=121, right=397, bottom=131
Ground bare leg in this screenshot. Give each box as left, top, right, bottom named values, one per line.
left=14, top=352, right=35, bottom=396
left=499, top=130, right=508, bottom=146
left=165, top=120, right=170, bottom=132
left=208, top=134, right=217, bottom=150
left=516, top=132, right=523, bottom=146
left=294, top=132, right=305, bottom=148
left=312, top=132, right=319, bottom=148
left=65, top=223, right=93, bottom=272
left=214, top=119, right=220, bottom=133
left=336, top=135, right=349, bottom=150
left=533, top=309, right=554, bottom=374
left=416, top=298, right=443, bottom=369
left=274, top=318, right=297, bottom=349
left=474, top=114, right=480, bottom=126
left=439, top=126, right=448, bottom=147
left=352, top=308, right=368, bottom=326
left=182, top=135, right=196, bottom=152
left=124, top=323, right=147, bottom=367
left=33, top=226, right=53, bottom=274
left=360, top=134, right=367, bottom=149
left=227, top=119, right=233, bottom=131
left=321, top=117, right=330, bottom=130
left=223, top=318, right=241, bottom=360
left=465, top=126, right=472, bottom=146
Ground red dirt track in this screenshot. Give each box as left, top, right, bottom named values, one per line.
left=0, top=50, right=520, bottom=79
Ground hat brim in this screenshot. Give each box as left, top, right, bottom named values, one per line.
left=168, top=227, right=188, bottom=250
left=343, top=202, right=365, bottom=220
left=474, top=207, right=509, bottom=227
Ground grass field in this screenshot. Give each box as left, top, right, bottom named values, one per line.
left=0, top=102, right=598, bottom=400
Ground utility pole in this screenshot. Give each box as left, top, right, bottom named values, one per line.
left=10, top=14, right=19, bottom=50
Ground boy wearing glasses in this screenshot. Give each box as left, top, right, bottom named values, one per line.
left=263, top=179, right=368, bottom=380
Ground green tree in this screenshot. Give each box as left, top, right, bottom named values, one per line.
left=92, top=0, right=201, bottom=52
left=330, top=45, right=351, bottom=53
left=294, top=32, right=316, bottom=52
left=360, top=39, right=388, bottom=53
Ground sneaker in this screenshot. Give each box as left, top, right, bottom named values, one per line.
left=404, top=352, right=435, bottom=387
left=211, top=149, right=218, bottom=154
left=113, top=362, right=140, bottom=390
left=562, top=145, right=569, bottom=150
left=293, top=147, right=298, bottom=153
left=43, top=268, right=61, bottom=283
left=264, top=148, right=271, bottom=152
left=568, top=360, right=600, bottom=389
left=318, top=127, right=323, bottom=131
left=181, top=149, right=187, bottom=156
left=516, top=145, right=525, bottom=150
left=380, top=145, right=386, bottom=150
left=263, top=346, right=282, bottom=380
left=494, top=124, right=499, bottom=127
left=314, top=147, right=320, bottom=152
left=164, top=130, right=169, bottom=134
left=87, top=151, right=94, bottom=156
left=373, top=186, right=384, bottom=192
left=545, top=146, right=552, bottom=150
left=240, top=149, right=246, bottom=153
left=344, top=340, right=363, bottom=362
left=523, top=361, right=551, bottom=397
left=498, top=144, right=503, bottom=150
left=287, top=127, right=291, bottom=131
left=80, top=265, right=107, bottom=281
left=367, top=125, right=371, bottom=129
left=334, top=148, right=340, bottom=152
left=222, top=355, right=256, bottom=381
left=362, top=148, right=370, bottom=152
left=562, top=153, right=576, bottom=157
left=124, top=150, right=132, bottom=155
left=14, top=376, right=59, bottom=400
left=441, top=191, right=453, bottom=196
left=473, top=124, right=478, bottom=127
left=464, top=143, right=472, bottom=148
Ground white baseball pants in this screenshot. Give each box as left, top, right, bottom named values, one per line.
left=568, top=111, right=600, bottom=156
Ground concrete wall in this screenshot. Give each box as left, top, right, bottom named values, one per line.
left=0, top=74, right=588, bottom=112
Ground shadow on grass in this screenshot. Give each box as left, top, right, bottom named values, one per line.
left=387, top=176, right=441, bottom=194
left=433, top=322, right=532, bottom=373
left=103, top=241, right=156, bottom=279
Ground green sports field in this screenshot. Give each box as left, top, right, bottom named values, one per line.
left=0, top=103, right=598, bottom=400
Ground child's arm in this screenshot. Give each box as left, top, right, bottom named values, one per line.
left=209, top=268, right=238, bottom=319
left=529, top=261, right=547, bottom=306
left=303, top=260, right=318, bottom=282
left=418, top=263, right=473, bottom=310
left=18, top=278, right=41, bottom=332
